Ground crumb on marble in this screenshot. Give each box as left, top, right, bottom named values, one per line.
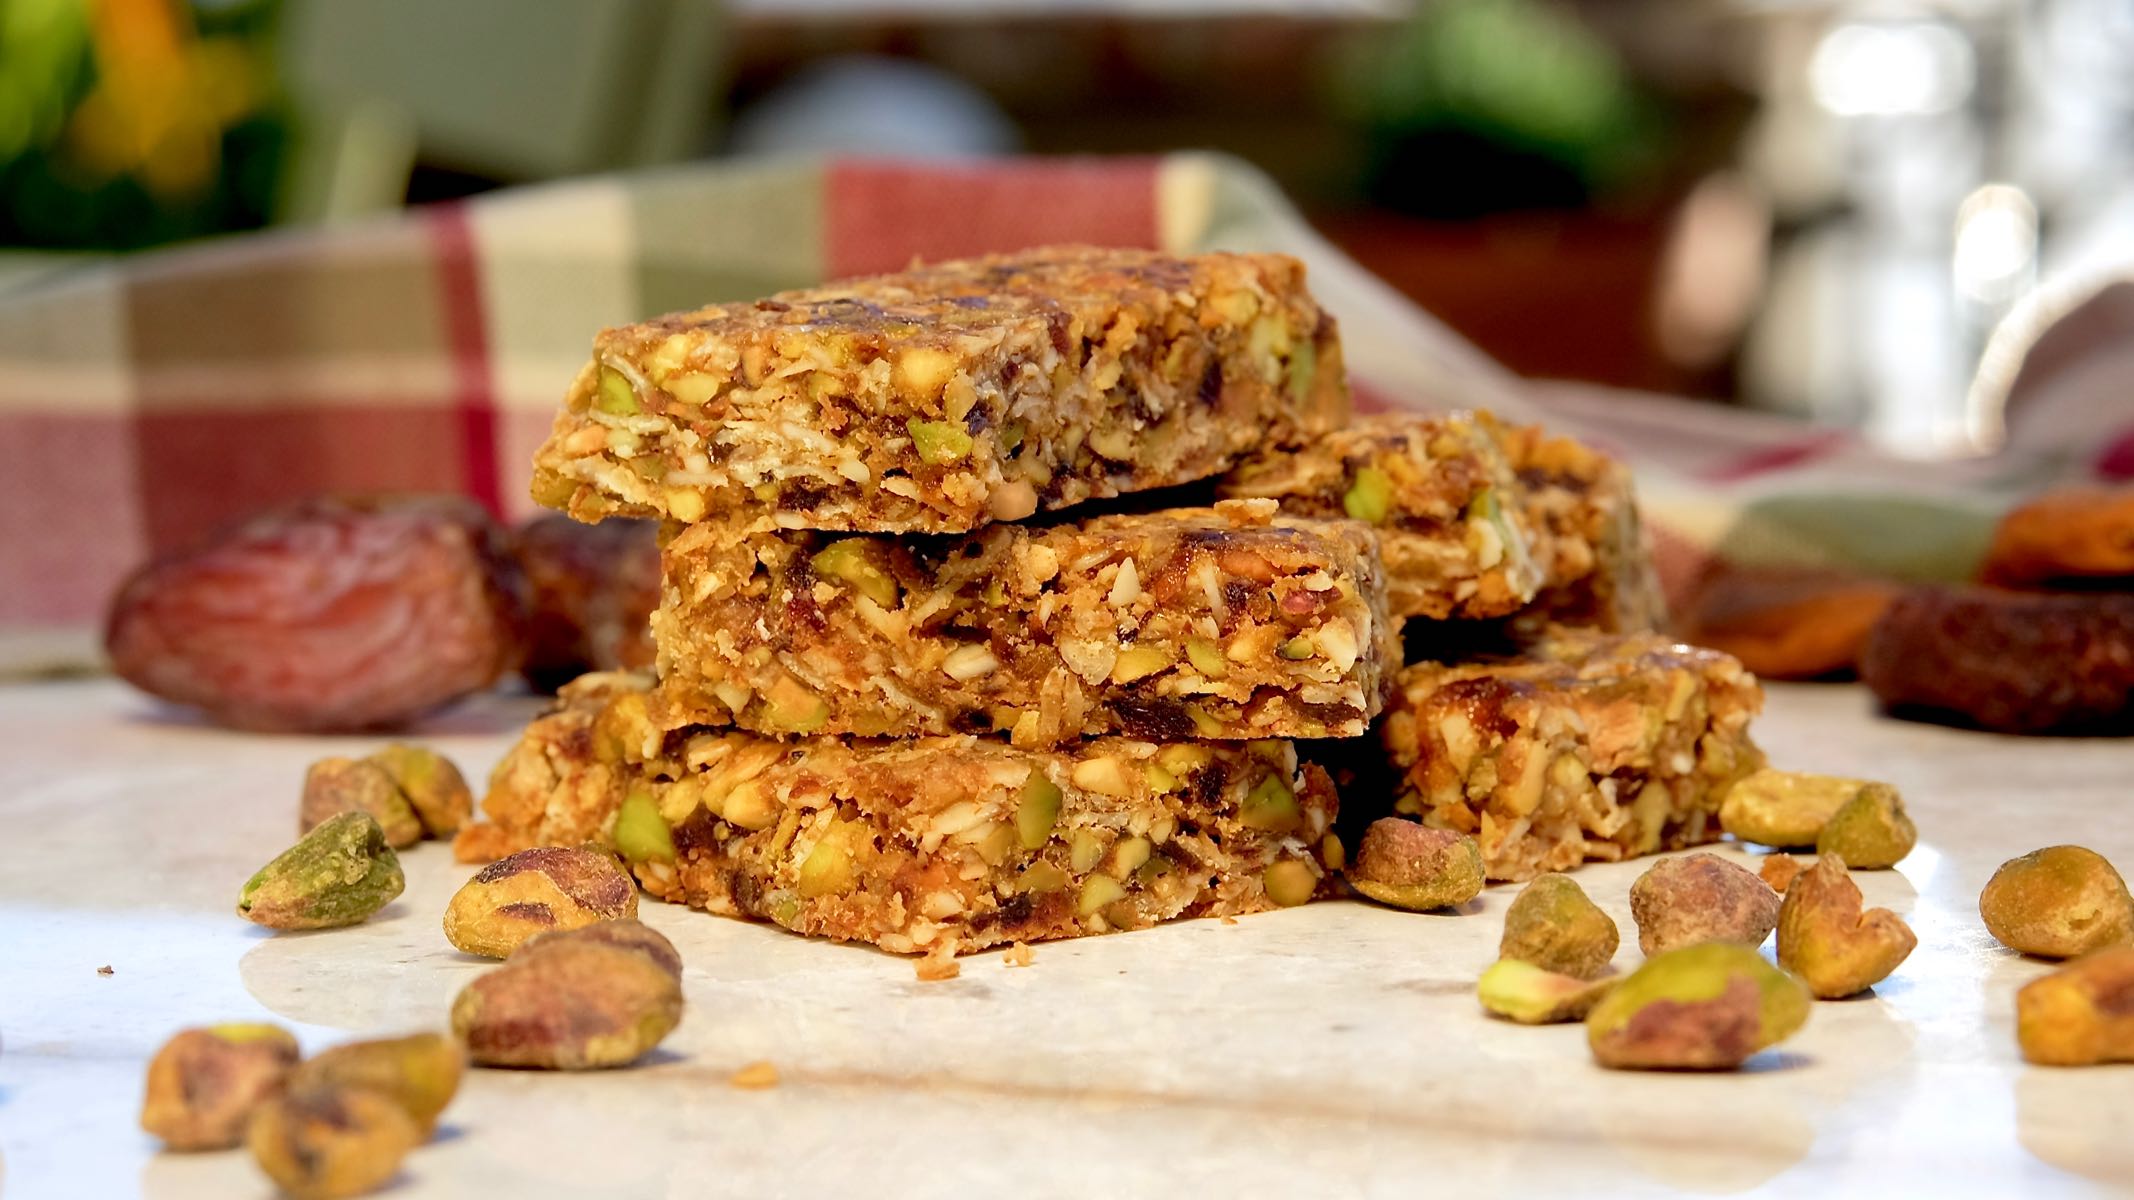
left=1003, top=942, right=1034, bottom=968
left=915, top=950, right=961, bottom=982
left=730, top=1060, right=780, bottom=1090
left=97, top=964, right=114, bottom=976
left=1220, top=916, right=1239, bottom=926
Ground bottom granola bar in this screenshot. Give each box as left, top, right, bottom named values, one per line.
left=1380, top=631, right=1762, bottom=881
left=464, top=673, right=1342, bottom=956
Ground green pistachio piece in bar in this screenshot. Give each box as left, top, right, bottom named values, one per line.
left=1185, top=636, right=1228, bottom=679
left=1342, top=466, right=1393, bottom=524
left=613, top=788, right=675, bottom=863
left=595, top=365, right=640, bottom=415
left=1263, top=860, right=1319, bottom=907
left=907, top=419, right=974, bottom=465
left=810, top=539, right=900, bottom=610
left=1017, top=769, right=1063, bottom=850
left=1277, top=636, right=1316, bottom=660
left=1239, top=775, right=1301, bottom=834
left=1285, top=336, right=1317, bottom=401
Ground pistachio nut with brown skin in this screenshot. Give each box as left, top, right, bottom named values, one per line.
left=287, top=1033, right=464, bottom=1135
left=451, top=919, right=684, bottom=1070
left=247, top=1082, right=422, bottom=1200
left=442, top=845, right=638, bottom=958
left=239, top=812, right=404, bottom=931
left=1477, top=959, right=1619, bottom=1025
left=1498, top=873, right=1618, bottom=979
left=1718, top=768, right=1867, bottom=848
left=1815, top=783, right=1916, bottom=869
left=1345, top=819, right=1484, bottom=912
left=1775, top=854, right=1917, bottom=998
left=364, top=744, right=472, bottom=838
left=1628, top=852, right=1781, bottom=956
left=2017, top=946, right=2134, bottom=1066
left=1979, top=846, right=2134, bottom=959
left=139, top=1023, right=300, bottom=1151
left=1585, top=942, right=1811, bottom=1071
left=299, top=758, right=422, bottom=849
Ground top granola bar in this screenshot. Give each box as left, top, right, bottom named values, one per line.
left=531, top=246, right=1348, bottom=533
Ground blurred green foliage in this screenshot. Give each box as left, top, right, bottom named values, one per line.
left=0, top=0, right=288, bottom=250
left=1336, top=0, right=1661, bottom=217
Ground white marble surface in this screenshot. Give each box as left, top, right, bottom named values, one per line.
left=2, top=679, right=2131, bottom=1199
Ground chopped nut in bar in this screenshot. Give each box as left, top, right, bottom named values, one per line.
left=530, top=246, right=1346, bottom=533
left=1218, top=411, right=1543, bottom=620
left=461, top=672, right=1342, bottom=957
left=1493, top=422, right=1667, bottom=634
left=652, top=500, right=1398, bottom=745
left=1380, top=631, right=1764, bottom=882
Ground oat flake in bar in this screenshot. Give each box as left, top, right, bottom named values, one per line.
left=652, top=499, right=1398, bottom=746
left=462, top=673, right=1343, bottom=957
left=1218, top=410, right=1543, bottom=621
left=531, top=246, right=1347, bottom=533
left=1380, top=631, right=1763, bottom=882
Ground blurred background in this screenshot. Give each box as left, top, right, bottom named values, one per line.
left=2, top=0, right=2130, bottom=457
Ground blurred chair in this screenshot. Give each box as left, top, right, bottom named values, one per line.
left=276, top=0, right=729, bottom=223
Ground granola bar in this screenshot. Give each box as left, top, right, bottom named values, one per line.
left=1217, top=411, right=1543, bottom=620
left=1380, top=631, right=1763, bottom=881
left=652, top=499, right=1398, bottom=745
left=531, top=246, right=1347, bottom=533
left=465, top=673, right=1342, bottom=956
left=1496, top=422, right=1667, bottom=634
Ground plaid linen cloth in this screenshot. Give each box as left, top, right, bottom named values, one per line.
left=0, top=153, right=2124, bottom=671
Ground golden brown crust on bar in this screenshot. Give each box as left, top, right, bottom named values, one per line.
left=464, top=673, right=1343, bottom=956
left=1381, top=631, right=1763, bottom=881
left=651, top=500, right=1398, bottom=745
left=531, top=247, right=1347, bottom=533
left=1496, top=424, right=1668, bottom=635
left=1217, top=412, right=1543, bottom=620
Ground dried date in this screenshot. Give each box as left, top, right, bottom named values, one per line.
left=513, top=515, right=658, bottom=693
left=105, top=495, right=525, bottom=732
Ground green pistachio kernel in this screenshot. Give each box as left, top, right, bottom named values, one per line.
left=1016, top=769, right=1064, bottom=850
left=1240, top=775, right=1301, bottom=834
left=595, top=366, right=640, bottom=416
left=907, top=420, right=974, bottom=465
left=1342, top=466, right=1393, bottom=524
left=810, top=539, right=900, bottom=610
left=613, top=789, right=675, bottom=863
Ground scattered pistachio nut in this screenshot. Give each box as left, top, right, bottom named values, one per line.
left=364, top=744, right=472, bottom=838
left=1628, top=852, right=1782, bottom=956
left=299, top=758, right=421, bottom=850
left=451, top=919, right=684, bottom=1069
left=2017, top=946, right=2134, bottom=1066
left=1346, top=819, right=1484, bottom=912
left=248, top=1082, right=422, bottom=1200
left=239, top=812, right=405, bottom=931
left=1477, top=959, right=1619, bottom=1025
left=443, top=845, right=638, bottom=959
left=287, top=1033, right=464, bottom=1135
left=1718, top=768, right=1869, bottom=848
left=1775, top=854, right=1917, bottom=999
left=1585, top=941, right=1812, bottom=1070
left=1815, top=782, right=1915, bottom=869
left=1979, top=845, right=2134, bottom=959
left=140, top=1023, right=300, bottom=1151
left=1499, top=873, right=1619, bottom=980
left=1759, top=855, right=1805, bottom=894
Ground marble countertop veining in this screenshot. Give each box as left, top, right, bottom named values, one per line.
left=2, top=679, right=2131, bottom=1198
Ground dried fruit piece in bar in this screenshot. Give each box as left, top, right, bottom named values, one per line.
left=462, top=672, right=1341, bottom=956
left=1380, top=630, right=1763, bottom=881
left=1218, top=411, right=1543, bottom=620
left=531, top=246, right=1347, bottom=533
left=652, top=500, right=1398, bottom=745
left=104, top=495, right=525, bottom=733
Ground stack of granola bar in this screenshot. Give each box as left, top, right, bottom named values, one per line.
left=467, top=247, right=1402, bottom=957
left=1223, top=412, right=1765, bottom=882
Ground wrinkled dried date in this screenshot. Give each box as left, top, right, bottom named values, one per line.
left=105, top=495, right=525, bottom=732
left=513, top=516, right=658, bottom=693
